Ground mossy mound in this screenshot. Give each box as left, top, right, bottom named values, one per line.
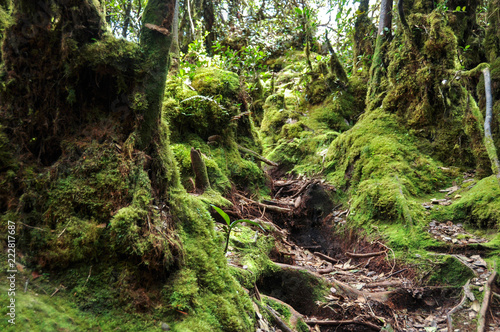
left=324, top=108, right=446, bottom=224
left=450, top=175, right=500, bottom=228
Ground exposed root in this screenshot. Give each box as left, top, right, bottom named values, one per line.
left=446, top=279, right=471, bottom=332
left=346, top=250, right=387, bottom=258
left=304, top=318, right=381, bottom=331
left=477, top=270, right=498, bottom=332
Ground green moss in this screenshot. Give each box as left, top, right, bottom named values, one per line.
left=450, top=175, right=500, bottom=228
left=427, top=256, right=475, bottom=286
left=191, top=67, right=240, bottom=100
left=325, top=108, right=445, bottom=224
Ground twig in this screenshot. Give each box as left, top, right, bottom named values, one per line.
left=477, top=270, right=497, bottom=332
left=376, top=241, right=396, bottom=274
left=237, top=144, right=278, bottom=166
left=83, top=266, right=92, bottom=288
left=17, top=221, right=45, bottom=231
left=385, top=268, right=407, bottom=279
left=346, top=251, right=386, bottom=258
left=57, top=225, right=68, bottom=238
left=304, top=319, right=380, bottom=331
left=314, top=252, right=339, bottom=264
left=447, top=280, right=470, bottom=332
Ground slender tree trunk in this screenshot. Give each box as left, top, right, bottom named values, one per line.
left=378, top=0, right=393, bottom=35
left=367, top=0, right=393, bottom=106
left=170, top=0, right=180, bottom=56
left=482, top=67, right=500, bottom=179
left=122, top=0, right=133, bottom=38
left=203, top=0, right=215, bottom=54
left=138, top=0, right=175, bottom=149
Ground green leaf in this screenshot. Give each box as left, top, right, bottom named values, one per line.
left=294, top=7, right=302, bottom=15
left=211, top=205, right=230, bottom=226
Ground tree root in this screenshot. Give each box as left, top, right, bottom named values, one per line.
left=446, top=279, right=471, bottom=332
left=346, top=250, right=387, bottom=258
left=304, top=318, right=381, bottom=330
left=314, top=251, right=339, bottom=264
left=260, top=294, right=304, bottom=328
left=477, top=270, right=498, bottom=332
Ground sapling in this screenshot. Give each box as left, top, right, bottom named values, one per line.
left=211, top=205, right=265, bottom=253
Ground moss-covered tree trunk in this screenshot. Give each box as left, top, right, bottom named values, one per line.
left=138, top=0, right=175, bottom=149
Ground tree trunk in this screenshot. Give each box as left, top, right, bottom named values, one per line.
left=367, top=0, right=393, bottom=106
left=202, top=0, right=215, bottom=54
left=121, top=0, right=133, bottom=38
left=170, top=0, right=180, bottom=56
left=138, top=0, right=175, bottom=149
left=482, top=67, right=500, bottom=178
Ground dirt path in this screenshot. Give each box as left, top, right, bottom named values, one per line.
left=224, top=174, right=500, bottom=332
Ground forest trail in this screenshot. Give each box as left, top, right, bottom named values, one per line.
left=220, top=170, right=500, bottom=332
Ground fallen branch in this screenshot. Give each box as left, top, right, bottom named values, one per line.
left=236, top=193, right=292, bottom=213
left=477, top=270, right=497, bottom=332
left=304, top=319, right=381, bottom=331
left=447, top=279, right=471, bottom=332
left=237, top=144, right=278, bottom=167
left=346, top=251, right=386, bottom=258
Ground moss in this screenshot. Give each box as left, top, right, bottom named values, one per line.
left=427, top=255, right=475, bottom=286
left=191, top=67, right=240, bottom=100
left=325, top=108, right=445, bottom=224
left=450, top=175, right=500, bottom=228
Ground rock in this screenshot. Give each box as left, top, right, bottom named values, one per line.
left=161, top=322, right=170, bottom=331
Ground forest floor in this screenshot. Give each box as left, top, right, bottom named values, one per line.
left=222, top=170, right=500, bottom=332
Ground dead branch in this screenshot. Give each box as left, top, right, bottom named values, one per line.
left=447, top=280, right=470, bottom=332
left=346, top=251, right=387, bottom=258
left=477, top=270, right=497, bottom=332
left=236, top=193, right=292, bottom=213
left=304, top=319, right=381, bottom=331
left=314, top=252, right=339, bottom=264
left=237, top=144, right=278, bottom=167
